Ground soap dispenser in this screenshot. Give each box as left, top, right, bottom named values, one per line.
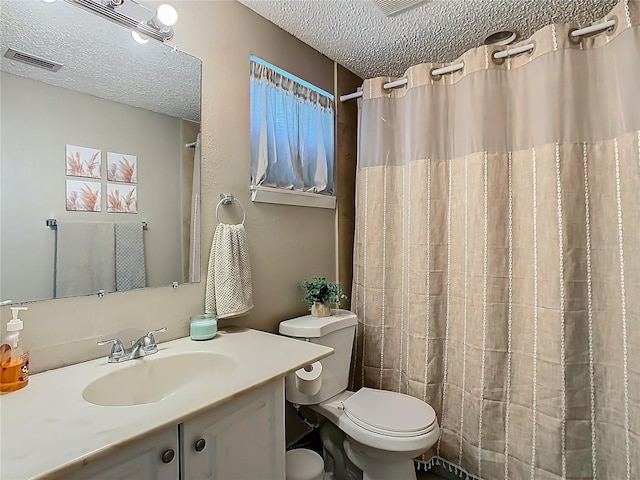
left=1, top=306, right=29, bottom=393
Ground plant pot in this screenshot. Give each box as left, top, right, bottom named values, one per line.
left=311, top=303, right=332, bottom=317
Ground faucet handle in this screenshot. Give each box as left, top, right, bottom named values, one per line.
left=143, top=327, right=167, bottom=349
left=147, top=327, right=167, bottom=336
left=97, top=338, right=125, bottom=359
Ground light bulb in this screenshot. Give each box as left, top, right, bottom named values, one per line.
left=156, top=4, right=178, bottom=27
left=132, top=31, right=150, bottom=44
left=41, top=0, right=57, bottom=3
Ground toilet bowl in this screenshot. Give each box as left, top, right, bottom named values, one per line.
left=311, top=389, right=439, bottom=480
left=280, top=311, right=440, bottom=480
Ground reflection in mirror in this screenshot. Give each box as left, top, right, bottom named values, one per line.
left=0, top=0, right=202, bottom=303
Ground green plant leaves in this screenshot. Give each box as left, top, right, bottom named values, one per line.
left=300, top=277, right=348, bottom=309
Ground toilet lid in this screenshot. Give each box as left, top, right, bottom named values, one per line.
left=342, top=388, right=437, bottom=438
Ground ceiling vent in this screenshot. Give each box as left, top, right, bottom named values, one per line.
left=3, top=48, right=63, bottom=72
left=372, top=0, right=427, bottom=17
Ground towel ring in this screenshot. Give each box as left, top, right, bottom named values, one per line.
left=215, top=193, right=246, bottom=225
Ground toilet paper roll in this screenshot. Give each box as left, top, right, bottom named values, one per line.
left=295, top=361, right=323, bottom=396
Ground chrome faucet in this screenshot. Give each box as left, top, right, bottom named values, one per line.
left=97, top=327, right=167, bottom=363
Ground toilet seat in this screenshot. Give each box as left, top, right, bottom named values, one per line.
left=313, top=390, right=440, bottom=456
left=342, top=388, right=437, bottom=438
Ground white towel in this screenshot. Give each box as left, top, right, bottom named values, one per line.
left=115, top=222, right=146, bottom=292
left=55, top=221, right=115, bottom=298
left=204, top=223, right=253, bottom=318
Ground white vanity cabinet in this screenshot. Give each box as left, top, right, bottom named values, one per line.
left=65, top=380, right=285, bottom=480
left=181, top=379, right=286, bottom=480
left=1, top=331, right=332, bottom=480
left=65, top=425, right=179, bottom=480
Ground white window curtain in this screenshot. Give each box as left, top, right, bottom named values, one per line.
left=250, top=60, right=334, bottom=195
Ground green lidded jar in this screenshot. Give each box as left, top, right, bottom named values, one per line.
left=190, top=314, right=218, bottom=341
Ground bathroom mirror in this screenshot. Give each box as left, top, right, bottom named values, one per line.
left=0, top=0, right=202, bottom=303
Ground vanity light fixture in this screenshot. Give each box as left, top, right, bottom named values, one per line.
left=131, top=31, right=150, bottom=44
left=151, top=4, right=179, bottom=28
left=64, top=0, right=178, bottom=43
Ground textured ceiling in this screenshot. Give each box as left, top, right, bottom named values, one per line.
left=0, top=0, right=201, bottom=122
left=238, top=0, right=618, bottom=79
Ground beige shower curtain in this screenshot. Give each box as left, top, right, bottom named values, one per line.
left=351, top=1, right=639, bottom=479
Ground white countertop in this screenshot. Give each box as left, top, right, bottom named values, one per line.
left=0, top=328, right=333, bottom=480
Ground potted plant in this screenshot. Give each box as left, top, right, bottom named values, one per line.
left=301, top=277, right=347, bottom=317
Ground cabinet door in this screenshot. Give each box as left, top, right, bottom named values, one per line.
left=65, top=425, right=179, bottom=480
left=182, top=379, right=286, bottom=480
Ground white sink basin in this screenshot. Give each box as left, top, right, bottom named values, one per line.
left=83, top=352, right=237, bottom=407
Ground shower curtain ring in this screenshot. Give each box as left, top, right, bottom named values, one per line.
left=430, top=67, right=443, bottom=81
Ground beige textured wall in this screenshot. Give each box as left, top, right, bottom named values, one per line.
left=1, top=1, right=337, bottom=374
left=335, top=65, right=362, bottom=310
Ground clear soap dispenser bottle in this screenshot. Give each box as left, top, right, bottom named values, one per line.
left=1, top=306, right=29, bottom=394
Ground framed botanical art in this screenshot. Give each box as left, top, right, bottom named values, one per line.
left=65, top=145, right=101, bottom=179
left=107, top=152, right=137, bottom=184
left=66, top=180, right=101, bottom=211
left=107, top=183, right=137, bottom=213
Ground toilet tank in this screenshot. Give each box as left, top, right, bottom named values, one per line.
left=279, top=309, right=357, bottom=405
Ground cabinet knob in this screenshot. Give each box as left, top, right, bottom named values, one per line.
left=194, top=438, right=206, bottom=452
left=161, top=449, right=175, bottom=464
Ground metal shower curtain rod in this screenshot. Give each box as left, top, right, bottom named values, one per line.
left=339, top=18, right=617, bottom=103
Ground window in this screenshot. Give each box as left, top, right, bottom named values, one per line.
left=250, top=56, right=335, bottom=208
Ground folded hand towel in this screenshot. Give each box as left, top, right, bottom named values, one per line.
left=204, top=223, right=253, bottom=318
left=115, top=222, right=146, bottom=292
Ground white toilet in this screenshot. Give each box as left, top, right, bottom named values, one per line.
left=280, top=310, right=439, bottom=480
